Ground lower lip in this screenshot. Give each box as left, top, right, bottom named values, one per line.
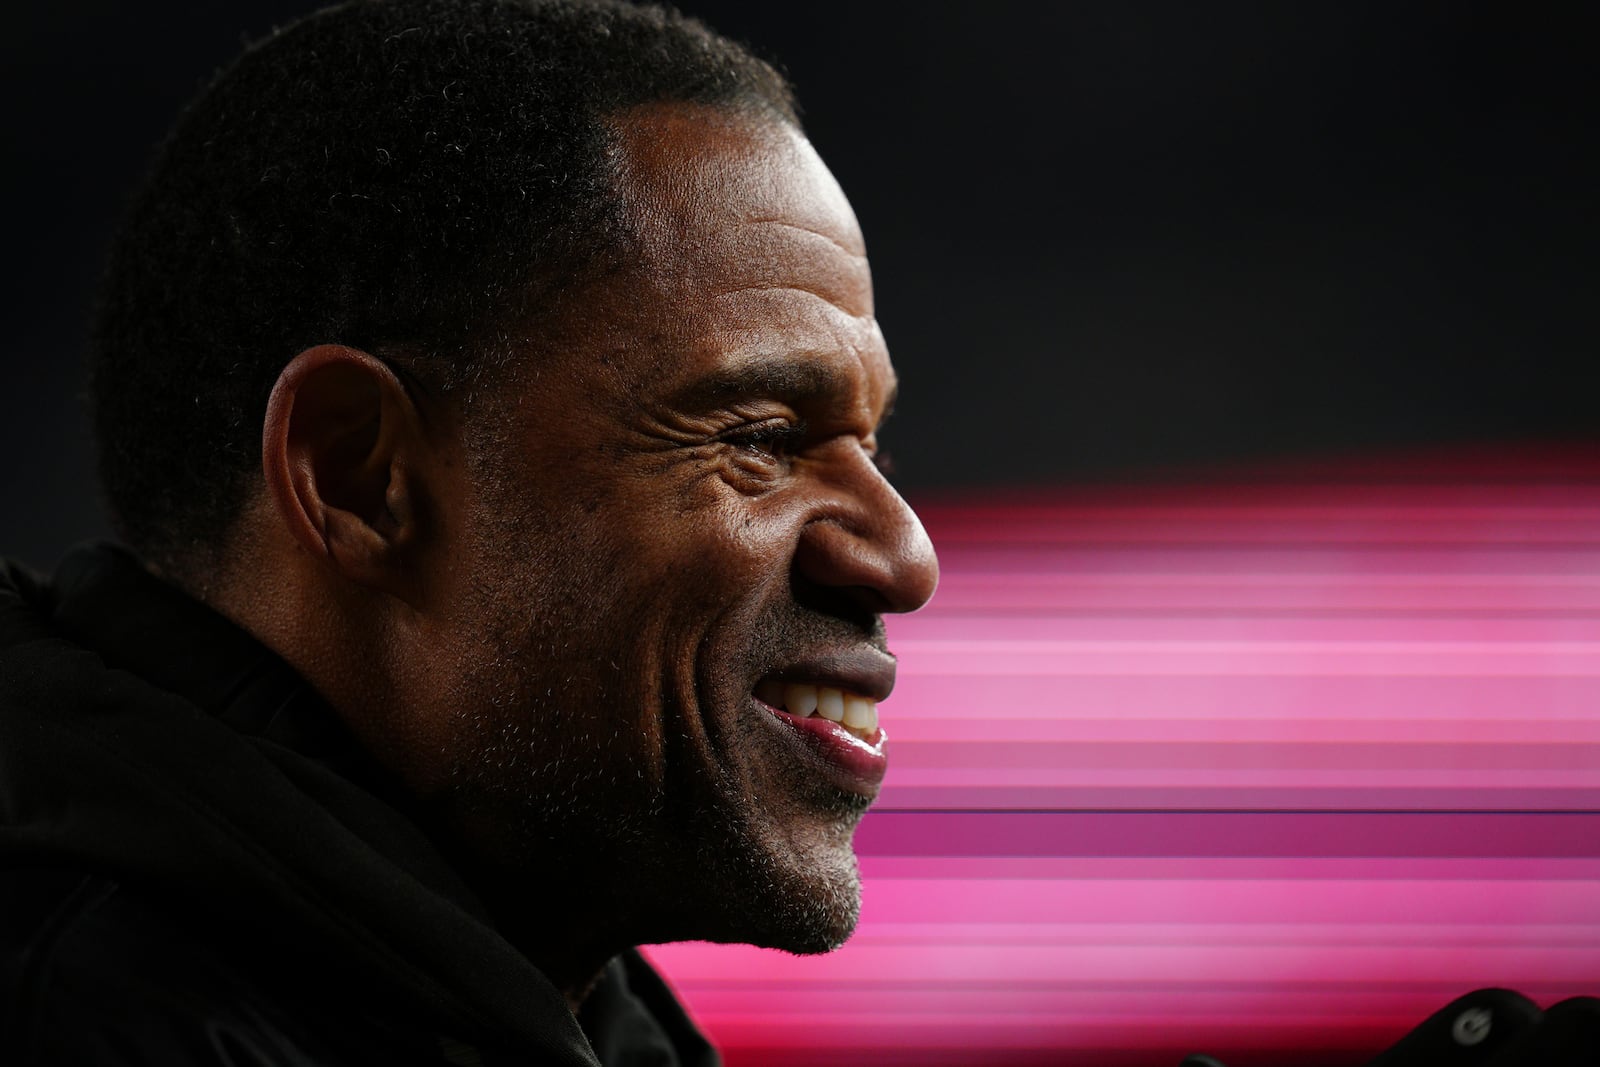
left=757, top=700, right=888, bottom=792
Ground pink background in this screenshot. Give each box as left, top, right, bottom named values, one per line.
left=645, top=444, right=1600, bottom=1065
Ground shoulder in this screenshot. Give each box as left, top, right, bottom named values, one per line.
left=0, top=867, right=436, bottom=1067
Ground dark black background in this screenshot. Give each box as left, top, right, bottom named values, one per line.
left=5, top=1, right=1597, bottom=570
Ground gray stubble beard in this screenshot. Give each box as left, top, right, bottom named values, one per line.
left=440, top=483, right=871, bottom=955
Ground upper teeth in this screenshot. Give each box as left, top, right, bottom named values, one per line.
left=755, top=680, right=879, bottom=737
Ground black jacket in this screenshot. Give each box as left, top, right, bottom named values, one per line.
left=0, top=544, right=717, bottom=1067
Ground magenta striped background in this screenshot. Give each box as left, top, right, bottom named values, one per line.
left=643, top=443, right=1600, bottom=1066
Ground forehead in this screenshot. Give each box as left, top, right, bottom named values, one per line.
left=597, top=104, right=893, bottom=405
left=610, top=104, right=864, bottom=256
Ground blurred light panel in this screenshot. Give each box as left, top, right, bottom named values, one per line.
left=644, top=444, right=1600, bottom=1066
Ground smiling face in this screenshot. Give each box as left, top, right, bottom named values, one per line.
left=418, top=104, right=938, bottom=962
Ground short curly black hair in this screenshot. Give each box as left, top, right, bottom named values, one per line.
left=91, top=0, right=797, bottom=582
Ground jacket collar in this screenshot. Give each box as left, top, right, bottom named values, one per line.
left=47, top=542, right=393, bottom=787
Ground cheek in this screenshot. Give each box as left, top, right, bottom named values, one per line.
left=621, top=476, right=805, bottom=598
left=688, top=505, right=805, bottom=632
left=618, top=497, right=804, bottom=699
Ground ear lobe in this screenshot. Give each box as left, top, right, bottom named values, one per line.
left=262, top=344, right=428, bottom=599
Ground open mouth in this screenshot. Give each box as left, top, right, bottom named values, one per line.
left=754, top=679, right=879, bottom=741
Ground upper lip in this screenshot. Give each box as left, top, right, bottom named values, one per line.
left=756, top=646, right=897, bottom=703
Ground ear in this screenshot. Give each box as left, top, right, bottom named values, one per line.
left=261, top=344, right=431, bottom=601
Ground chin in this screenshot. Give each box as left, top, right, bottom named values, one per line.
left=682, top=804, right=868, bottom=955
left=703, top=865, right=861, bottom=956
left=764, top=851, right=864, bottom=955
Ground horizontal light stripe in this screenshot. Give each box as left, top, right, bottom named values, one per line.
left=924, top=546, right=1600, bottom=575
left=883, top=717, right=1600, bottom=741
left=852, top=878, right=1600, bottom=923
left=885, top=674, right=1600, bottom=719
left=894, top=641, right=1600, bottom=676
left=858, top=856, right=1600, bottom=879
left=893, top=616, right=1600, bottom=640
left=875, top=786, right=1600, bottom=811
left=852, top=812, right=1600, bottom=857
left=885, top=741, right=1600, bottom=769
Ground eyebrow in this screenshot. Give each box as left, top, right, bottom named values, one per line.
left=672, top=357, right=898, bottom=428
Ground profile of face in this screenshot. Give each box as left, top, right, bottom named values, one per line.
left=405, top=104, right=939, bottom=960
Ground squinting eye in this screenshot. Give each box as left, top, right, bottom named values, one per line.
left=718, top=420, right=808, bottom=458
left=872, top=449, right=896, bottom=477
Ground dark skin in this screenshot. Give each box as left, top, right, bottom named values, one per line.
left=217, top=103, right=939, bottom=1012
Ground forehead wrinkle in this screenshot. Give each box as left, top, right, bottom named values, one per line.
left=744, top=218, right=866, bottom=261
left=711, top=283, right=862, bottom=306
left=707, top=226, right=873, bottom=311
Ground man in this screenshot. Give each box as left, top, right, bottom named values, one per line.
left=0, top=1, right=938, bottom=1063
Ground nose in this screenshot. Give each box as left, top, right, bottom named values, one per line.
left=791, top=443, right=940, bottom=617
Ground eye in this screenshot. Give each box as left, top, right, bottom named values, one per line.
left=716, top=419, right=809, bottom=459
left=871, top=447, right=896, bottom=478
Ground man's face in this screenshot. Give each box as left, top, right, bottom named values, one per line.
left=426, top=104, right=938, bottom=955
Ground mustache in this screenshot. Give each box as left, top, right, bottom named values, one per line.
left=746, top=605, right=889, bottom=669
